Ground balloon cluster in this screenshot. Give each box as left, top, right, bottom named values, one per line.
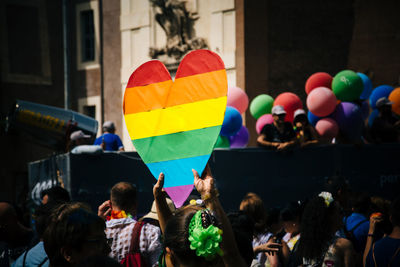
left=250, top=92, right=303, bottom=134
left=305, top=71, right=400, bottom=141
left=216, top=87, right=250, bottom=148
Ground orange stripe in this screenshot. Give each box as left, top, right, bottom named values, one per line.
left=124, top=80, right=173, bottom=114
left=124, top=69, right=227, bottom=115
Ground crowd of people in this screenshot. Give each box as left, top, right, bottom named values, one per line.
left=257, top=97, right=400, bottom=150
left=1, top=167, right=399, bottom=267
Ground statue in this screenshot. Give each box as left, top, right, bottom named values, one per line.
left=149, top=0, right=208, bottom=64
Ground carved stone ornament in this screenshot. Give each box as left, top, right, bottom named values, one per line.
left=149, top=0, right=208, bottom=69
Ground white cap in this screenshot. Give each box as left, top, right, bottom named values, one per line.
left=102, top=121, right=115, bottom=131
left=294, top=109, right=306, bottom=119
left=376, top=97, right=393, bottom=108
left=70, top=130, right=91, bottom=141
left=272, top=105, right=286, bottom=115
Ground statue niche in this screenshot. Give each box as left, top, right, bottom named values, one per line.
left=149, top=0, right=208, bottom=65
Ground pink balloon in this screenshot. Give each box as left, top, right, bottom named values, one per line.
left=256, top=114, right=274, bottom=134
left=315, top=118, right=339, bottom=139
left=273, top=92, right=303, bottom=122
left=306, top=87, right=337, bottom=117
left=227, top=87, right=249, bottom=114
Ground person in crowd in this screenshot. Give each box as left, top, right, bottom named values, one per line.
left=292, top=109, right=320, bottom=147
left=0, top=202, right=34, bottom=267
left=281, top=201, right=305, bottom=252
left=94, top=121, right=124, bottom=151
left=257, top=105, right=296, bottom=150
left=365, top=197, right=400, bottom=267
left=227, top=212, right=256, bottom=266
left=41, top=186, right=70, bottom=205
left=68, top=130, right=92, bottom=151
left=298, top=192, right=355, bottom=267
left=239, top=192, right=280, bottom=266
left=343, top=192, right=371, bottom=254
left=43, top=202, right=110, bottom=267
left=324, top=175, right=351, bottom=215
left=153, top=165, right=248, bottom=267
left=99, top=182, right=162, bottom=266
left=370, top=97, right=400, bottom=144
left=13, top=202, right=59, bottom=267
left=139, top=198, right=176, bottom=227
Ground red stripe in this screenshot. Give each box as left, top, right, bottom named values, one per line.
left=175, top=50, right=225, bottom=79
left=126, top=60, right=171, bottom=88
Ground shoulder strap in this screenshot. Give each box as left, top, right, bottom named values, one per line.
left=130, top=221, right=145, bottom=253
left=38, top=257, right=49, bottom=267
left=22, top=250, right=28, bottom=267
left=349, top=218, right=368, bottom=232
left=389, top=246, right=400, bottom=267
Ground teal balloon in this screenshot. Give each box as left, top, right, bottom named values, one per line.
left=215, top=135, right=230, bottom=148
left=250, top=94, right=274, bottom=119
left=332, top=70, right=364, bottom=102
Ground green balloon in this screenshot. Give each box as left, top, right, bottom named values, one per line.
left=215, top=135, right=230, bottom=148
left=332, top=70, right=363, bottom=101
left=250, top=94, right=274, bottom=119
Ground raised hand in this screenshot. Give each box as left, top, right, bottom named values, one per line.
left=98, top=200, right=112, bottom=220
left=192, top=164, right=217, bottom=198
left=153, top=172, right=165, bottom=199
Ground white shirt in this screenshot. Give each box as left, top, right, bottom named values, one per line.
left=106, top=217, right=162, bottom=267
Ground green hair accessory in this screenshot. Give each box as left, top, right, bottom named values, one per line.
left=188, top=209, right=223, bottom=260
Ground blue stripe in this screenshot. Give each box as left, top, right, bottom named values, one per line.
left=146, top=155, right=210, bottom=188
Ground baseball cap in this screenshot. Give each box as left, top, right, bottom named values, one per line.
left=141, top=198, right=176, bottom=221
left=293, top=109, right=306, bottom=120
left=102, top=121, right=115, bottom=131
left=376, top=97, right=393, bottom=108
left=272, top=105, right=286, bottom=115
left=70, top=130, right=91, bottom=141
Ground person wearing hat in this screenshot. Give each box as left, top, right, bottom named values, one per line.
left=369, top=97, right=400, bottom=144
left=293, top=109, right=320, bottom=147
left=257, top=105, right=296, bottom=150
left=67, top=130, right=92, bottom=151
left=139, top=198, right=176, bottom=227
left=94, top=121, right=124, bottom=151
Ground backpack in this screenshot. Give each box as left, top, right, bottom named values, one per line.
left=120, top=221, right=148, bottom=267
left=343, top=216, right=368, bottom=248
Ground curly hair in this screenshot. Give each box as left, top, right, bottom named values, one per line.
left=239, top=192, right=268, bottom=234
left=297, top=195, right=339, bottom=261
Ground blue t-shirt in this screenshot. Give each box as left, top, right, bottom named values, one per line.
left=343, top=213, right=369, bottom=253
left=94, top=133, right=124, bottom=151
left=366, top=237, right=400, bottom=267
left=12, top=241, right=49, bottom=267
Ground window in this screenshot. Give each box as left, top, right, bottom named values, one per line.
left=1, top=0, right=51, bottom=84
left=76, top=1, right=99, bottom=70
left=83, top=105, right=96, bottom=118
left=80, top=10, right=95, bottom=62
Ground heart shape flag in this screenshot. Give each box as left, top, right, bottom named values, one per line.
left=123, top=50, right=228, bottom=207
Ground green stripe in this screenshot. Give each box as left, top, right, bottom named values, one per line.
left=133, top=126, right=221, bottom=163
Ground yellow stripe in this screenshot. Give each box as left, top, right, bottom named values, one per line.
left=124, top=96, right=227, bottom=139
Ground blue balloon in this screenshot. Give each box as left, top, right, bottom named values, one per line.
left=369, top=85, right=394, bottom=109
left=368, top=109, right=379, bottom=128
left=308, top=111, right=321, bottom=126
left=221, top=106, right=242, bottom=136
left=357, top=73, right=373, bottom=100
